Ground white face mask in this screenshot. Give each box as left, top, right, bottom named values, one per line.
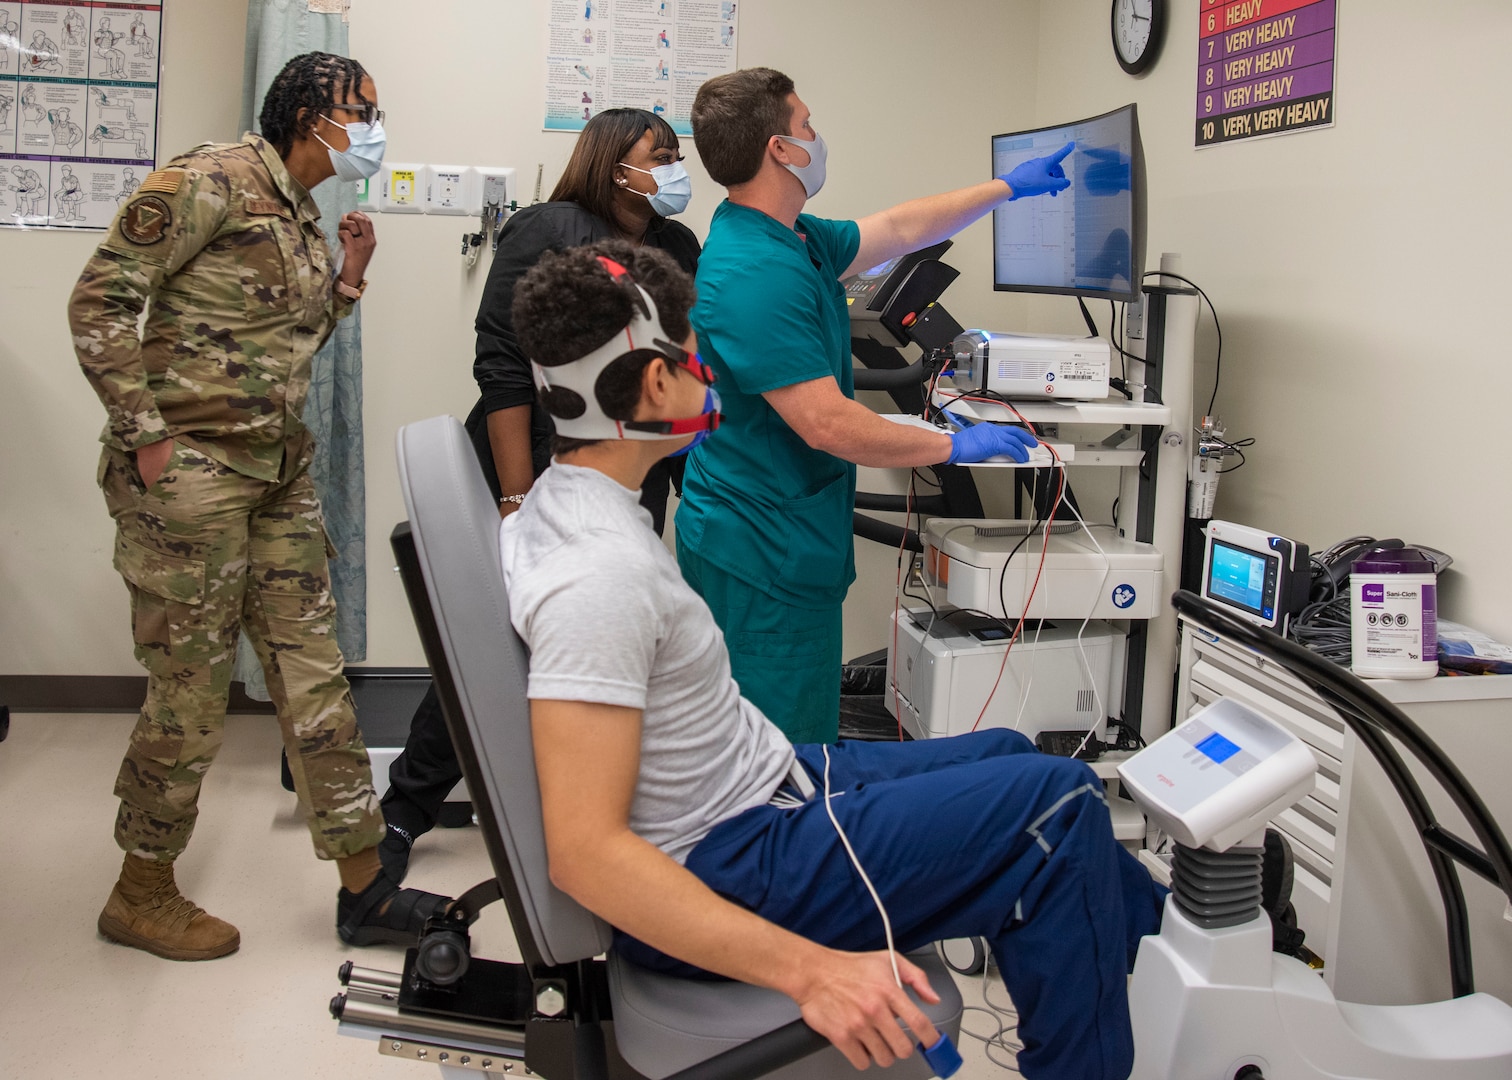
left=618, top=159, right=692, bottom=217
left=314, top=114, right=387, bottom=183
left=775, top=131, right=827, bottom=199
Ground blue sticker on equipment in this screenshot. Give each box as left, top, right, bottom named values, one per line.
left=1112, top=584, right=1136, bottom=609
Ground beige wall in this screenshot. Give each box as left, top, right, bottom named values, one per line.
left=1027, top=1, right=1512, bottom=642
left=345, top=0, right=1041, bottom=667
left=3, top=0, right=1037, bottom=676
left=0, top=0, right=249, bottom=676
left=7, top=0, right=1511, bottom=677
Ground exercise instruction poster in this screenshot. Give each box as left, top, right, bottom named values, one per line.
left=0, top=0, right=164, bottom=229
left=1196, top=0, right=1336, bottom=148
left=545, top=0, right=739, bottom=136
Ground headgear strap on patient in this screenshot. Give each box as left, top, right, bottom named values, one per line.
left=530, top=256, right=721, bottom=445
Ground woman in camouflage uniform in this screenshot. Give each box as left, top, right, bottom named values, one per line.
left=70, top=52, right=450, bottom=962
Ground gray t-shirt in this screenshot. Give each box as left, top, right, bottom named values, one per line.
left=501, top=462, right=794, bottom=864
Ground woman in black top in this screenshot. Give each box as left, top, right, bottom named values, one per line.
left=467, top=107, right=700, bottom=534
left=379, top=110, right=699, bottom=882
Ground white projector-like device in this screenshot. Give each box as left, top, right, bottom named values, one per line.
left=951, top=329, right=1111, bottom=400
left=923, top=519, right=1165, bottom=620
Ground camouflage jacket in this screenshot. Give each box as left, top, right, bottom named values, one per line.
left=69, top=134, right=355, bottom=482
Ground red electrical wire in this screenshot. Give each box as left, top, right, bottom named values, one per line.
left=928, top=382, right=1064, bottom=733
left=969, top=442, right=1064, bottom=732
left=926, top=366, right=948, bottom=423
left=938, top=391, right=1044, bottom=439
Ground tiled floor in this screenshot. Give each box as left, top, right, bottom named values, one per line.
left=0, top=712, right=1019, bottom=1078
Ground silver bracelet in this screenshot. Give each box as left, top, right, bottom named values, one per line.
left=499, top=493, right=527, bottom=505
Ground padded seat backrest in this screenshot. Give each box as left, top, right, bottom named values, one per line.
left=396, top=415, right=613, bottom=966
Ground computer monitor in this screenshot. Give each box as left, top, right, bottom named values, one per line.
left=990, top=104, right=1146, bottom=303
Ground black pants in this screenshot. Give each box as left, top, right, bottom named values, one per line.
left=381, top=682, right=464, bottom=834
left=383, top=405, right=680, bottom=834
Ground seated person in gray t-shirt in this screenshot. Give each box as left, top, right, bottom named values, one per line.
left=503, top=241, right=1165, bottom=1080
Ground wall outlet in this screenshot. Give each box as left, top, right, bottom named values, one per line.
left=379, top=163, right=423, bottom=213
left=424, top=164, right=470, bottom=215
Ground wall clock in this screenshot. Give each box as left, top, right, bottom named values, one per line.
left=1112, top=0, right=1166, bottom=76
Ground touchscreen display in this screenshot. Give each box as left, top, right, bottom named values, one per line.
left=1207, top=540, right=1274, bottom=618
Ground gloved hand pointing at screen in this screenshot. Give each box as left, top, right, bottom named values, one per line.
left=946, top=421, right=1039, bottom=464
left=1000, top=141, right=1075, bottom=200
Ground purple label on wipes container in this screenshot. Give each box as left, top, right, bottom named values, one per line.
left=1362, top=583, right=1385, bottom=604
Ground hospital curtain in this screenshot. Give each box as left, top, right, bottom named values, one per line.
left=235, top=0, right=367, bottom=699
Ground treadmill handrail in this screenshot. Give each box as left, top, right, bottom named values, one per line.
left=852, top=357, right=930, bottom=392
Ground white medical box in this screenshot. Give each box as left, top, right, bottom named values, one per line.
left=951, top=330, right=1111, bottom=400
left=923, top=520, right=1165, bottom=621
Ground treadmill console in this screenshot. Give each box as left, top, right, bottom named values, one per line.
left=845, top=254, right=909, bottom=309
left=841, top=240, right=960, bottom=349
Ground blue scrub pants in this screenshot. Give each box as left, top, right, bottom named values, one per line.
left=677, top=538, right=842, bottom=745
left=616, top=730, right=1166, bottom=1080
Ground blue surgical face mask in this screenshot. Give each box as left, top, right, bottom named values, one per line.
left=774, top=131, right=827, bottom=199
left=619, top=159, right=692, bottom=217
left=315, top=114, right=387, bottom=183
left=668, top=386, right=721, bottom=458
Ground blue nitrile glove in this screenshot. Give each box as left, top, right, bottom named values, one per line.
left=999, top=141, right=1075, bottom=200
left=946, top=420, right=1039, bottom=464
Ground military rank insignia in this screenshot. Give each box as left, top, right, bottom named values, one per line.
left=122, top=196, right=173, bottom=245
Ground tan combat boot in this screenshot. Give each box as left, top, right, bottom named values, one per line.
left=97, top=854, right=240, bottom=961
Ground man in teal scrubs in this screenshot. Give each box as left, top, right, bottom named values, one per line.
left=677, top=68, right=1072, bottom=743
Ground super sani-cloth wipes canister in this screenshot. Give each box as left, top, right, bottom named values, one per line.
left=1350, top=548, right=1438, bottom=680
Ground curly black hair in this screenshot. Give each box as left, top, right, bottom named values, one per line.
left=512, top=239, right=697, bottom=453
left=258, top=52, right=372, bottom=157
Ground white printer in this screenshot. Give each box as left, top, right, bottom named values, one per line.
left=923, top=519, right=1165, bottom=621
left=886, top=609, right=1122, bottom=741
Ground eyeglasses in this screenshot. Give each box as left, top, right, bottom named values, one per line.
left=330, top=102, right=385, bottom=126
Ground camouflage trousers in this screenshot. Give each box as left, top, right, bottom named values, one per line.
left=99, top=442, right=383, bottom=862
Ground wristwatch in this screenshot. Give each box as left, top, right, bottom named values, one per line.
left=334, top=277, right=368, bottom=301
